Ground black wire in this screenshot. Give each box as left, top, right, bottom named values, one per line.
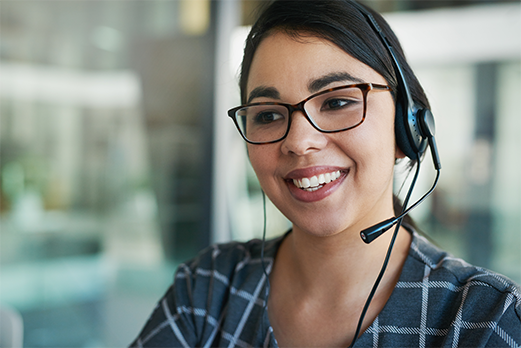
left=348, top=156, right=421, bottom=347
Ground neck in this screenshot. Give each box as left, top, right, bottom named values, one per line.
left=267, top=221, right=413, bottom=347
left=276, top=223, right=412, bottom=300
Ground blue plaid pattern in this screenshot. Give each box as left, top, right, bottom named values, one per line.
left=130, top=230, right=521, bottom=347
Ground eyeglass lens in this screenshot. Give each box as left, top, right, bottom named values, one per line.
left=234, top=86, right=365, bottom=143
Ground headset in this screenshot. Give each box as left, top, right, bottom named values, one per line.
left=347, top=2, right=441, bottom=346
left=351, top=0, right=442, bottom=244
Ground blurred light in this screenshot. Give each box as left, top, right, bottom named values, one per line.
left=2, top=162, right=25, bottom=200
left=90, top=26, right=124, bottom=52
left=470, top=139, right=493, bottom=185
left=0, top=63, right=141, bottom=107
left=230, top=26, right=250, bottom=78
left=180, top=0, right=210, bottom=35
left=385, top=3, right=521, bottom=65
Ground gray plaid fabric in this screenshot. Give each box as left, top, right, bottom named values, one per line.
left=130, top=230, right=521, bottom=347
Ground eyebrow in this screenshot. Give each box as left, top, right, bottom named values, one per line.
left=308, top=72, right=364, bottom=93
left=247, top=72, right=365, bottom=104
left=247, top=86, right=280, bottom=103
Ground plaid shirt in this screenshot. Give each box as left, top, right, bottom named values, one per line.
left=130, top=230, right=521, bottom=347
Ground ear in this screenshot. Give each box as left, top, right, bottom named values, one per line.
left=395, top=144, right=406, bottom=159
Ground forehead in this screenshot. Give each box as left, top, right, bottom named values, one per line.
left=246, top=31, right=386, bottom=100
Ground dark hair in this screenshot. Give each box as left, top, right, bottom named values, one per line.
left=239, top=0, right=430, bottom=111
left=239, top=0, right=428, bottom=225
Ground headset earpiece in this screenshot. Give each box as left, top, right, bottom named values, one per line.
left=418, top=108, right=435, bottom=138
left=394, top=103, right=429, bottom=160
left=419, top=108, right=442, bottom=170
left=407, top=107, right=429, bottom=158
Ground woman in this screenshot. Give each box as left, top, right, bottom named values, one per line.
left=131, top=1, right=520, bottom=347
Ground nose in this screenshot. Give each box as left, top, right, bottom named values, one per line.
left=280, top=111, right=328, bottom=156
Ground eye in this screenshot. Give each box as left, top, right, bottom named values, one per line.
left=253, top=110, right=285, bottom=124
left=321, top=98, right=356, bottom=111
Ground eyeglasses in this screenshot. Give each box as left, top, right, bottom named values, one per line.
left=228, top=83, right=391, bottom=144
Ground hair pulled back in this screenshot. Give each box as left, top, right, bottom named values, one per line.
left=239, top=0, right=430, bottom=113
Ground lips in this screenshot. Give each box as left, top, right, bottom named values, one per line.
left=292, top=170, right=342, bottom=192
left=285, top=167, right=346, bottom=202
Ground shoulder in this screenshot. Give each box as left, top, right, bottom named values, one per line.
left=130, top=235, right=285, bottom=347
left=178, top=234, right=281, bottom=281
left=405, top=231, right=521, bottom=345
left=173, top=234, right=284, bottom=306
left=369, top=232, right=520, bottom=347
left=409, top=232, right=520, bottom=303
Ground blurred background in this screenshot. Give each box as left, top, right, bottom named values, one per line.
left=0, top=0, right=519, bottom=347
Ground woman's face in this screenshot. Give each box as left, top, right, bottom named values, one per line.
left=246, top=32, right=401, bottom=238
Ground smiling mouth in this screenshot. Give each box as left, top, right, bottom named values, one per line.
left=291, top=170, right=342, bottom=192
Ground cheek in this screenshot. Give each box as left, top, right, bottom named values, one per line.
left=345, top=107, right=398, bottom=180
left=347, top=113, right=396, bottom=156
left=363, top=96, right=397, bottom=155
left=247, top=145, right=277, bottom=184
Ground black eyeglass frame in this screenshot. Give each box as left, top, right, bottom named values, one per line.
left=227, top=82, right=392, bottom=145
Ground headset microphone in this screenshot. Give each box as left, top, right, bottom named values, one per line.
left=350, top=1, right=442, bottom=245
left=360, top=109, right=442, bottom=244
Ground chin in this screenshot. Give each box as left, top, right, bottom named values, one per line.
left=290, top=216, right=357, bottom=239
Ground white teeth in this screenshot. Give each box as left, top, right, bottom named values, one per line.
left=324, top=172, right=331, bottom=183
left=292, top=170, right=342, bottom=190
